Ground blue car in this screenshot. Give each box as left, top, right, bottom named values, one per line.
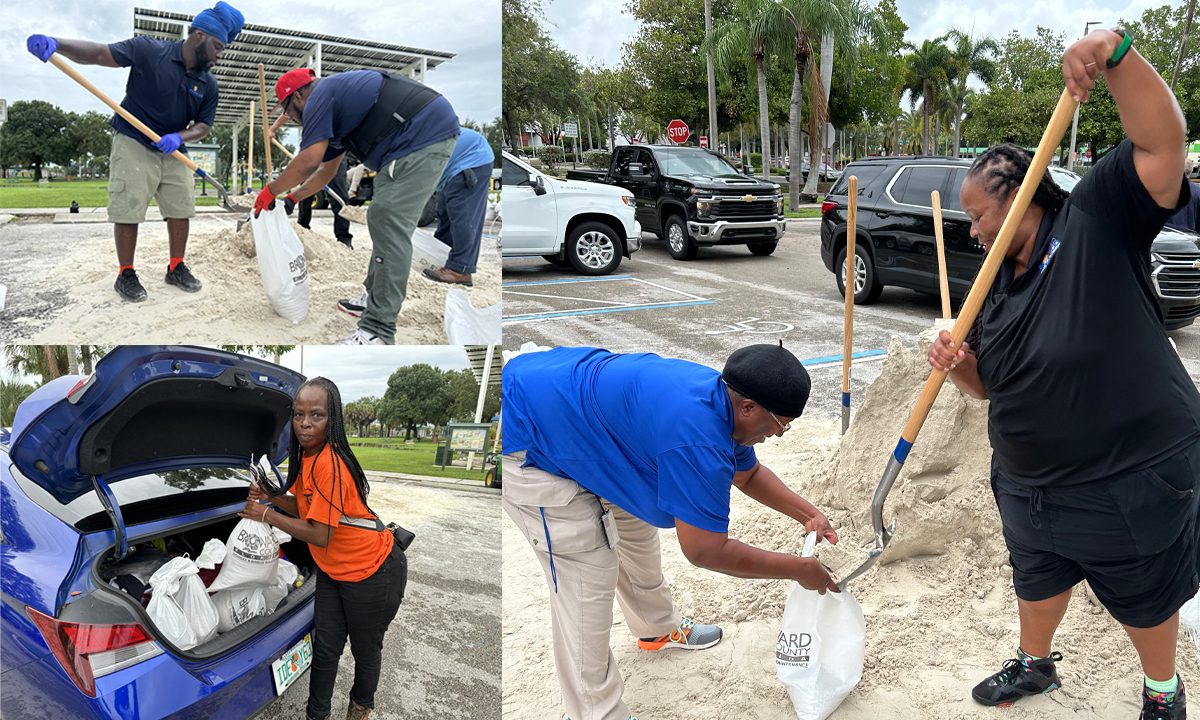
left=1, top=346, right=317, bottom=719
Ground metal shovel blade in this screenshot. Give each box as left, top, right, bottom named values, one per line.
left=208, top=178, right=252, bottom=213
left=836, top=453, right=902, bottom=590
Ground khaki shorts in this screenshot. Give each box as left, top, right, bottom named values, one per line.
left=106, top=132, right=196, bottom=224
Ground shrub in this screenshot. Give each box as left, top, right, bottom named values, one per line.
left=583, top=150, right=612, bottom=169
left=535, top=145, right=565, bottom=168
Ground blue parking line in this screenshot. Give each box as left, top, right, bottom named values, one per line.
left=503, top=275, right=634, bottom=288
left=800, top=349, right=887, bottom=366
left=504, top=300, right=716, bottom=322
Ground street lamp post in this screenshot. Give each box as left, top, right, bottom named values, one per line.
left=1068, top=21, right=1104, bottom=172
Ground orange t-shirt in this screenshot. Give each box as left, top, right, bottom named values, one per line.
left=293, top=445, right=392, bottom=582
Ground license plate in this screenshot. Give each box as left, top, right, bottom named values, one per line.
left=271, top=634, right=313, bottom=695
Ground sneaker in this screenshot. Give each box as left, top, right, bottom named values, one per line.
left=336, top=290, right=369, bottom=318
left=637, top=617, right=722, bottom=651
left=165, top=261, right=202, bottom=292
left=1143, top=679, right=1186, bottom=720
left=336, top=329, right=384, bottom=345
left=114, top=268, right=147, bottom=302
left=971, top=651, right=1063, bottom=707
left=422, top=266, right=473, bottom=287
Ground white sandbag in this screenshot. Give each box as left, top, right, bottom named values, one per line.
left=777, top=531, right=865, bottom=720
left=252, top=204, right=309, bottom=323
left=411, top=226, right=451, bottom=275
left=271, top=527, right=292, bottom=545
left=206, top=519, right=280, bottom=592
left=261, top=559, right=298, bottom=614
left=195, top=538, right=226, bottom=570
left=444, top=288, right=501, bottom=344
left=213, top=587, right=268, bottom=633
left=502, top=341, right=552, bottom=365
left=147, top=558, right=204, bottom=649
left=176, top=573, right=219, bottom=646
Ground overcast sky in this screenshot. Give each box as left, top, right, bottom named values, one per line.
left=543, top=0, right=1176, bottom=71
left=274, top=345, right=471, bottom=402
left=0, top=0, right=500, bottom=137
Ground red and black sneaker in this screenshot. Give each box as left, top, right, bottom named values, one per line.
left=1142, top=679, right=1186, bottom=720
left=971, top=651, right=1063, bottom=707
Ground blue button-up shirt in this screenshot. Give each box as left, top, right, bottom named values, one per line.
left=107, top=36, right=218, bottom=152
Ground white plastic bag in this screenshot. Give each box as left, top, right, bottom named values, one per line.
left=262, top=559, right=299, bottom=614
left=252, top=204, right=309, bottom=323
left=195, top=538, right=226, bottom=570
left=206, top=519, right=280, bottom=592
left=147, top=557, right=219, bottom=649
left=411, top=227, right=451, bottom=275
left=444, top=288, right=501, bottom=344
left=212, top=587, right=267, bottom=633
left=777, top=531, right=865, bottom=720
left=502, top=341, right=552, bottom=365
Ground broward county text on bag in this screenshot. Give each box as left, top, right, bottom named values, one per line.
left=777, top=531, right=865, bottom=720
left=252, top=204, right=309, bottom=323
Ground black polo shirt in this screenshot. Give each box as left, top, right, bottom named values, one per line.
left=976, top=138, right=1197, bottom=487
left=107, top=36, right=218, bottom=152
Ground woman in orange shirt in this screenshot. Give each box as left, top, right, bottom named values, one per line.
left=241, top=377, right=403, bottom=720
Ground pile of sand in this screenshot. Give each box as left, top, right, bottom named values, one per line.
left=502, top=331, right=1200, bottom=719
left=21, top=218, right=500, bottom=344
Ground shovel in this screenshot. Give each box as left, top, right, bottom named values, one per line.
left=48, top=54, right=250, bottom=213
left=841, top=175, right=858, bottom=435
left=836, top=87, right=1079, bottom=590
left=931, top=190, right=952, bottom=319
left=236, top=137, right=364, bottom=232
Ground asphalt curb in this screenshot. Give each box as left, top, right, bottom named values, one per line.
left=364, top=469, right=500, bottom=496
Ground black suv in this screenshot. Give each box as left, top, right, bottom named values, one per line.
left=820, top=157, right=1200, bottom=329
left=567, top=145, right=786, bottom=259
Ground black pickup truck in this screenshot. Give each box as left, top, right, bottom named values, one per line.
left=566, top=145, right=786, bottom=260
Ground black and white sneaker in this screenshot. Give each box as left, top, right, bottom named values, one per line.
left=165, top=261, right=202, bottom=293
left=971, top=651, right=1063, bottom=707
left=336, top=290, right=368, bottom=317
left=114, top=268, right=147, bottom=302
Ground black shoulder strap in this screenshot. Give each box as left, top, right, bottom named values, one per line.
left=345, top=71, right=442, bottom=164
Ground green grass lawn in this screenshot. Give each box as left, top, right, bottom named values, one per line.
left=346, top=444, right=488, bottom=481
left=0, top=178, right=248, bottom=208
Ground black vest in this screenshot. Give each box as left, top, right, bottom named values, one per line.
left=344, top=71, right=442, bottom=162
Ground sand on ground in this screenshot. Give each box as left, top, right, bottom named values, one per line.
left=502, top=332, right=1200, bottom=720
left=20, top=218, right=500, bottom=344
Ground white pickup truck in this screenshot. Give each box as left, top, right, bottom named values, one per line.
left=500, top=151, right=641, bottom=275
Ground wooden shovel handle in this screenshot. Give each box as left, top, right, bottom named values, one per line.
left=931, top=190, right=951, bottom=319
left=258, top=63, right=273, bottom=176
left=842, top=175, right=858, bottom=394
left=48, top=54, right=201, bottom=174
left=899, top=88, right=1079, bottom=444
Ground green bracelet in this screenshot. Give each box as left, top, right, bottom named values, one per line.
left=1107, top=28, right=1132, bottom=69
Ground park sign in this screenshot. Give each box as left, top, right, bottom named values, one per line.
left=667, top=119, right=690, bottom=144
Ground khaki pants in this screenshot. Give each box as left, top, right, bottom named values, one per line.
left=502, top=452, right=682, bottom=720
left=106, top=132, right=196, bottom=224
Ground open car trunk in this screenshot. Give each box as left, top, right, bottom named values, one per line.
left=90, top=510, right=317, bottom=659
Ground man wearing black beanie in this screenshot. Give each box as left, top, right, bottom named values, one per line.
left=501, top=344, right=840, bottom=720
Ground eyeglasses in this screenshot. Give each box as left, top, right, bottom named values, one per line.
left=767, top=409, right=792, bottom=433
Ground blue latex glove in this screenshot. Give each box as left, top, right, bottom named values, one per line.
left=27, top=35, right=58, bottom=62
left=154, top=133, right=182, bottom=155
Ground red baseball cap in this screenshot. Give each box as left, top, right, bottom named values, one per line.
left=274, top=67, right=316, bottom=111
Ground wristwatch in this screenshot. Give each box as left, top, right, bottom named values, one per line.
left=1107, top=27, right=1133, bottom=69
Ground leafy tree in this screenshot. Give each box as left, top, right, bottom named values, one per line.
left=69, top=111, right=114, bottom=177
left=0, top=100, right=75, bottom=180
left=503, top=0, right=583, bottom=147
left=219, top=345, right=296, bottom=365
left=1, top=378, right=36, bottom=427
left=445, top=369, right=501, bottom=423
left=378, top=364, right=449, bottom=440
left=344, top=396, right=379, bottom=438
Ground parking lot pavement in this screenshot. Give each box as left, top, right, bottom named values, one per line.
left=253, top=481, right=501, bottom=720
left=503, top=223, right=1200, bottom=420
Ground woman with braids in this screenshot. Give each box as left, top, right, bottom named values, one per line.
left=927, top=28, right=1196, bottom=720
left=241, top=377, right=404, bottom=720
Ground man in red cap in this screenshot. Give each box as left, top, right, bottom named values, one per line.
left=254, top=66, right=459, bottom=345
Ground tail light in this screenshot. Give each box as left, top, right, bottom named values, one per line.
left=821, top=201, right=838, bottom=214
left=26, top=605, right=162, bottom=697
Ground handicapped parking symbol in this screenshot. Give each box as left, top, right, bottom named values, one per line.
left=705, top=318, right=795, bottom=335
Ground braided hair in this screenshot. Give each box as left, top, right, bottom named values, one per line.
left=284, top=377, right=374, bottom=517
left=960, top=144, right=1072, bottom=352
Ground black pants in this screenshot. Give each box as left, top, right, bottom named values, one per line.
left=298, top=155, right=353, bottom=243
left=433, top=163, right=492, bottom=274
left=306, top=544, right=406, bottom=719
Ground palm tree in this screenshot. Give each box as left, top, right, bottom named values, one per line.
left=706, top=0, right=785, bottom=182
left=902, top=37, right=951, bottom=156
left=1, top=378, right=36, bottom=427
left=944, top=28, right=997, bottom=157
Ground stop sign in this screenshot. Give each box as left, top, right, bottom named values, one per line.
left=667, top=119, right=690, bottom=144
left=1086, top=148, right=1092, bottom=159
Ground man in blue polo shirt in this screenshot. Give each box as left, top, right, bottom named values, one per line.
left=502, top=344, right=840, bottom=720
left=254, top=67, right=460, bottom=345
left=26, top=1, right=244, bottom=303
left=422, top=127, right=495, bottom=287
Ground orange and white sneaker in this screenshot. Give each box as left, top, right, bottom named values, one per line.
left=636, top=617, right=722, bottom=651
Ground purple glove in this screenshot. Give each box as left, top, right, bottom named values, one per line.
left=27, top=35, right=58, bottom=62
left=154, top=133, right=183, bottom=155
